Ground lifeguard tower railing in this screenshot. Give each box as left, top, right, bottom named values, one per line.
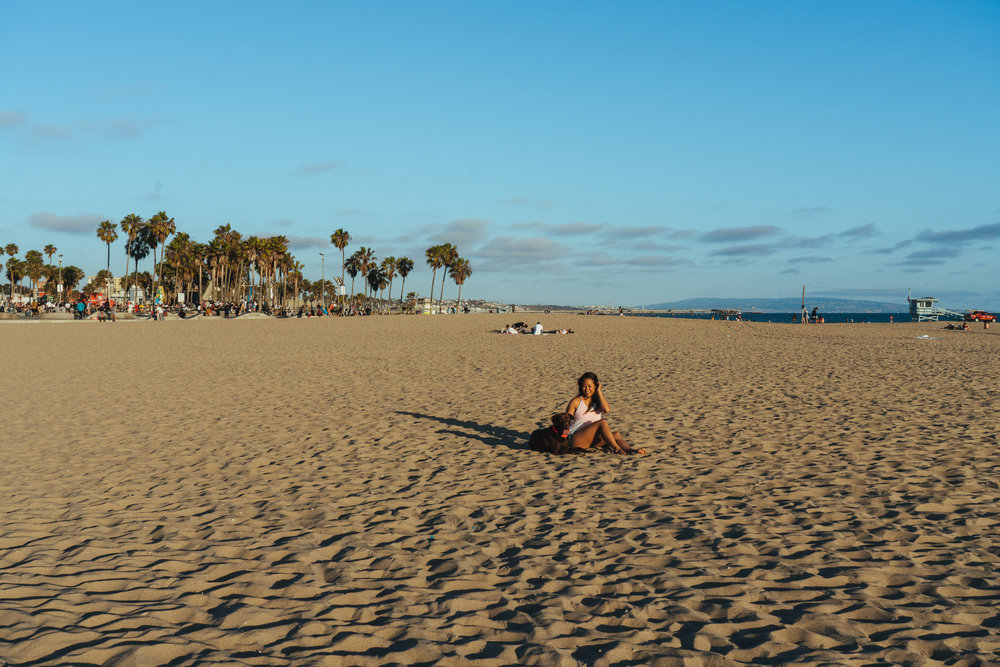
left=908, top=297, right=964, bottom=322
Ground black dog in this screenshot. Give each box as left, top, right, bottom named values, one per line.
left=529, top=412, right=577, bottom=454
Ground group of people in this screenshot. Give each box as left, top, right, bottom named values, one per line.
left=794, top=307, right=824, bottom=324
left=944, top=321, right=989, bottom=331
left=531, top=372, right=648, bottom=457
left=500, top=321, right=575, bottom=335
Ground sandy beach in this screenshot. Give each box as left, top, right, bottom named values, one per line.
left=2, top=314, right=999, bottom=665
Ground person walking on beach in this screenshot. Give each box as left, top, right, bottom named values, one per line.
left=566, top=372, right=646, bottom=455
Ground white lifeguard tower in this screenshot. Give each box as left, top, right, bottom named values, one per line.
left=908, top=291, right=964, bottom=322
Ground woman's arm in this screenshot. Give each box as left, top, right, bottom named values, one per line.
left=595, top=383, right=611, bottom=413
left=566, top=397, right=580, bottom=415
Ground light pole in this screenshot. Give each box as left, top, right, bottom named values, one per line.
left=319, top=252, right=325, bottom=308
left=58, top=254, right=63, bottom=305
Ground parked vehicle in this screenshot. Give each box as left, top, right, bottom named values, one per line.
left=964, top=310, right=996, bottom=322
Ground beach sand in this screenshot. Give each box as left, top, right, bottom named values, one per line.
left=2, top=314, right=999, bottom=665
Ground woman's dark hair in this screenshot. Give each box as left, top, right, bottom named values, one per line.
left=577, top=372, right=601, bottom=413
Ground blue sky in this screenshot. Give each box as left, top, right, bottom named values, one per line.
left=2, top=1, right=998, bottom=308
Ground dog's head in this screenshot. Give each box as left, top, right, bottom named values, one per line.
left=551, top=412, right=572, bottom=438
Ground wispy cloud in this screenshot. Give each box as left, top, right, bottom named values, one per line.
left=701, top=225, right=781, bottom=243
left=788, top=256, right=834, bottom=264
left=550, top=222, right=603, bottom=235
left=794, top=206, right=828, bottom=214
left=28, top=212, right=103, bottom=234
left=839, top=223, right=878, bottom=238
left=6, top=112, right=161, bottom=145
left=613, top=225, right=670, bottom=239
left=286, top=235, right=328, bottom=250
left=629, top=255, right=694, bottom=267
left=294, top=161, right=344, bottom=175
left=0, top=110, right=27, bottom=128
left=428, top=219, right=491, bottom=248
left=904, top=247, right=962, bottom=261
left=709, top=243, right=777, bottom=257
left=870, top=239, right=913, bottom=254
left=478, top=236, right=565, bottom=262
left=915, top=221, right=1000, bottom=244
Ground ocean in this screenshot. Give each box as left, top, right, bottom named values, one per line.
left=629, top=312, right=914, bottom=324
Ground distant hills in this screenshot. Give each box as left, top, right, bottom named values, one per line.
left=642, top=297, right=908, bottom=313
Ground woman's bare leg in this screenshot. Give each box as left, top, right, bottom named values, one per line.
left=570, top=421, right=603, bottom=450
left=612, top=430, right=647, bottom=455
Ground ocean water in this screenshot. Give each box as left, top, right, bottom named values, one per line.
left=629, top=312, right=915, bottom=324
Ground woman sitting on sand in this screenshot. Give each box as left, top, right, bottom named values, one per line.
left=566, top=372, right=646, bottom=455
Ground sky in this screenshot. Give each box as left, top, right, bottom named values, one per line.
left=2, top=1, right=998, bottom=308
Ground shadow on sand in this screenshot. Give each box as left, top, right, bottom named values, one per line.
left=395, top=411, right=528, bottom=451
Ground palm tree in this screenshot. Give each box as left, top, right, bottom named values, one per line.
left=120, top=214, right=144, bottom=303
left=345, top=252, right=361, bottom=301
left=4, top=243, right=18, bottom=302
left=395, top=256, right=414, bottom=312
left=436, top=242, right=458, bottom=313
left=366, top=266, right=383, bottom=310
left=450, top=257, right=472, bottom=313
left=129, top=227, right=153, bottom=303
left=165, top=232, right=195, bottom=303
left=24, top=250, right=44, bottom=299
left=330, top=228, right=350, bottom=305
left=43, top=244, right=57, bottom=267
left=148, top=211, right=175, bottom=303
left=61, top=265, right=84, bottom=298
left=288, top=260, right=305, bottom=307
left=212, top=224, right=241, bottom=302
left=355, top=246, right=374, bottom=303
left=96, top=220, right=118, bottom=300
left=6, top=257, right=24, bottom=301
left=380, top=256, right=396, bottom=310
left=425, top=244, right=443, bottom=313
left=268, top=235, right=289, bottom=307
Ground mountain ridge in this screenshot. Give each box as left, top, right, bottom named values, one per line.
left=641, top=297, right=908, bottom=313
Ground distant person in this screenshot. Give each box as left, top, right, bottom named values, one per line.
left=811, top=307, right=819, bottom=323
left=533, top=321, right=543, bottom=335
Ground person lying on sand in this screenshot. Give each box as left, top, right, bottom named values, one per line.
left=566, top=372, right=647, bottom=455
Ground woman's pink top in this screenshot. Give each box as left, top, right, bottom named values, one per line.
left=569, top=397, right=602, bottom=435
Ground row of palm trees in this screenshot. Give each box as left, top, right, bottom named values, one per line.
left=329, top=228, right=472, bottom=314
left=3, top=242, right=85, bottom=302
left=5, top=217, right=475, bottom=312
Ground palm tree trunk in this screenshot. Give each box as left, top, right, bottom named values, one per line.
left=456, top=284, right=462, bottom=313
left=429, top=270, right=436, bottom=313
